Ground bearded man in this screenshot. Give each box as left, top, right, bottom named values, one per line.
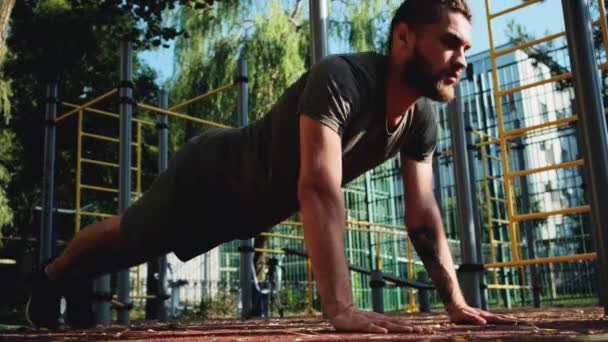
left=27, top=0, right=514, bottom=333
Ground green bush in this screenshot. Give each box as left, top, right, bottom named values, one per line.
left=199, top=291, right=236, bottom=319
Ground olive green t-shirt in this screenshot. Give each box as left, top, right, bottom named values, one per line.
left=174, top=52, right=437, bottom=260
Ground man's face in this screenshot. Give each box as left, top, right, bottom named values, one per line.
left=401, top=10, right=472, bottom=102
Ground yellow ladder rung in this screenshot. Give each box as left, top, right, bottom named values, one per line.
left=260, top=232, right=305, bottom=240
left=504, top=116, right=578, bottom=138
left=508, top=159, right=585, bottom=179
left=79, top=211, right=114, bottom=218
left=80, top=184, right=117, bottom=193
left=486, top=155, right=502, bottom=161
left=487, top=284, right=532, bottom=290
left=485, top=252, right=597, bottom=268
left=81, top=158, right=139, bottom=171
left=254, top=248, right=285, bottom=254
left=495, top=31, right=566, bottom=58
left=80, top=184, right=142, bottom=196
left=489, top=0, right=544, bottom=19
left=513, top=205, right=591, bottom=222
left=490, top=218, right=510, bottom=224
left=498, top=72, right=572, bottom=97
left=485, top=176, right=504, bottom=181
left=489, top=197, right=507, bottom=203
left=81, top=132, right=139, bottom=146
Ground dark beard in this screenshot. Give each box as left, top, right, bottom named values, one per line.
left=402, top=47, right=455, bottom=103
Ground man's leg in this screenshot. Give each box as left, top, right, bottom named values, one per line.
left=46, top=215, right=168, bottom=281
left=27, top=215, right=171, bottom=329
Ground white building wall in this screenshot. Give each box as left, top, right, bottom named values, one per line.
left=130, top=247, right=223, bottom=311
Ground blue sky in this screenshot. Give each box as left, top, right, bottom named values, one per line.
left=140, top=0, right=567, bottom=85
left=469, top=0, right=566, bottom=55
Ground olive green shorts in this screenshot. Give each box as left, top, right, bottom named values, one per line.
left=119, top=133, right=246, bottom=262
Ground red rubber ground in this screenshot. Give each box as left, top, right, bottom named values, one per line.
left=2, top=306, right=606, bottom=341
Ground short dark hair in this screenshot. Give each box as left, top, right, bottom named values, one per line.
left=387, top=0, right=472, bottom=53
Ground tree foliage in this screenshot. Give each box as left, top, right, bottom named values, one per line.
left=7, top=0, right=229, bottom=81
left=168, top=0, right=401, bottom=133
left=0, top=0, right=15, bottom=236
left=168, top=0, right=307, bottom=145
left=0, top=129, right=18, bottom=232
left=331, top=0, right=400, bottom=53
left=1, top=0, right=405, bottom=244
left=2, top=0, right=165, bottom=242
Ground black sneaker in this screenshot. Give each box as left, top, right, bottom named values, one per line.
left=25, top=264, right=62, bottom=329
left=63, top=277, right=96, bottom=329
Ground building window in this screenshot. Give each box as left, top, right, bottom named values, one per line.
left=540, top=102, right=548, bottom=122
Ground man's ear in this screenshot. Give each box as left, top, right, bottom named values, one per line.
left=393, top=22, right=409, bottom=50
left=392, top=22, right=415, bottom=57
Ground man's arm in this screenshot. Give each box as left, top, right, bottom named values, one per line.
left=298, top=114, right=351, bottom=319
left=401, top=154, right=515, bottom=324
left=299, top=115, right=419, bottom=333
left=400, top=155, right=466, bottom=310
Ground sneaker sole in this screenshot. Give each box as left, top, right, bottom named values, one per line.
left=25, top=295, right=36, bottom=328
left=25, top=294, right=60, bottom=329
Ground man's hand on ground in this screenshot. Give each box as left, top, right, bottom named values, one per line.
left=328, top=306, right=425, bottom=334
left=447, top=303, right=517, bottom=325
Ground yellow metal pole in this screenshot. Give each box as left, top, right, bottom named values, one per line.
left=80, top=211, right=114, bottom=218
left=260, top=232, right=304, bottom=240
left=253, top=248, right=286, bottom=254
left=281, top=219, right=408, bottom=232
left=513, top=205, right=591, bottom=222
left=347, top=227, right=405, bottom=236
left=375, top=232, right=382, bottom=270
left=487, top=284, right=531, bottom=290
left=508, top=159, right=585, bottom=178
left=407, top=238, right=416, bottom=312
left=499, top=73, right=572, bottom=97
left=307, top=259, right=314, bottom=316
left=81, top=132, right=120, bottom=143
left=495, top=31, right=566, bottom=58
left=505, top=115, right=578, bottom=138
left=63, top=102, right=155, bottom=126
left=56, top=89, right=118, bottom=123
left=80, top=184, right=140, bottom=197
left=137, top=103, right=232, bottom=128
left=80, top=184, right=119, bottom=193
left=479, top=135, right=498, bottom=285
left=81, top=157, right=138, bottom=171
left=75, top=110, right=83, bottom=234
left=485, top=252, right=597, bottom=268
left=597, top=0, right=608, bottom=60
left=505, top=141, right=524, bottom=281
left=347, top=219, right=405, bottom=230
left=168, top=83, right=236, bottom=112
left=484, top=0, right=520, bottom=264
left=136, top=122, right=142, bottom=198
left=136, top=266, right=141, bottom=303
left=488, top=0, right=543, bottom=19
left=493, top=19, right=608, bottom=60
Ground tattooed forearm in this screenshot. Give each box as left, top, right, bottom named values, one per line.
left=408, top=226, right=455, bottom=306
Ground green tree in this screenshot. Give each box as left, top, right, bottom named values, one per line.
left=168, top=0, right=307, bottom=142
left=0, top=0, right=16, bottom=238
left=331, top=0, right=400, bottom=53
left=2, top=0, right=170, bottom=245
